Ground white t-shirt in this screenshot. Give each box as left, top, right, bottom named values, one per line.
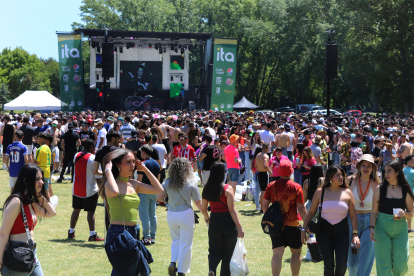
left=259, top=130, right=274, bottom=153
left=205, top=127, right=216, bottom=138
left=286, top=132, right=295, bottom=151
left=152, top=143, right=167, bottom=168
left=97, top=128, right=107, bottom=149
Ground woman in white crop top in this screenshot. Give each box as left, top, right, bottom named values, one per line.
left=302, top=165, right=360, bottom=276
left=345, top=154, right=379, bottom=276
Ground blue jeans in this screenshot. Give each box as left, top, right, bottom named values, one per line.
left=196, top=157, right=204, bottom=170
left=294, top=169, right=303, bottom=186
left=244, top=152, right=252, bottom=181
left=253, top=173, right=260, bottom=208
left=228, top=168, right=240, bottom=182
left=138, top=194, right=157, bottom=240
left=239, top=151, right=245, bottom=182
left=332, top=153, right=340, bottom=166
left=106, top=224, right=150, bottom=276
left=2, top=245, right=43, bottom=276
left=282, top=148, right=288, bottom=158
left=341, top=165, right=351, bottom=176
left=347, top=214, right=375, bottom=276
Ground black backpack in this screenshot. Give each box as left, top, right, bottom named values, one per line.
left=261, top=180, right=292, bottom=237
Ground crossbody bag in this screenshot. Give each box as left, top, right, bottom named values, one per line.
left=177, top=189, right=200, bottom=224
left=308, top=187, right=325, bottom=234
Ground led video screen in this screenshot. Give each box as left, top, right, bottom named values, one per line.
left=96, top=54, right=102, bottom=68
left=170, top=56, right=185, bottom=70
left=120, top=61, right=162, bottom=92
left=170, top=83, right=184, bottom=98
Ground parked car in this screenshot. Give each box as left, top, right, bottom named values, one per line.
left=363, top=107, right=381, bottom=113
left=343, top=110, right=363, bottom=116
left=276, top=107, right=295, bottom=112
left=313, top=109, right=342, bottom=116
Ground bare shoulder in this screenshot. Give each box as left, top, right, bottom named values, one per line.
left=5, top=197, right=21, bottom=211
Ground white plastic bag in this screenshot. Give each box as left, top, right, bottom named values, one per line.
left=230, top=238, right=249, bottom=276
left=49, top=195, right=59, bottom=209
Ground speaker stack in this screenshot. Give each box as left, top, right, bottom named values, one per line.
left=102, top=43, right=114, bottom=78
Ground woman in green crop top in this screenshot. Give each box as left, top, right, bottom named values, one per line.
left=99, top=148, right=163, bottom=276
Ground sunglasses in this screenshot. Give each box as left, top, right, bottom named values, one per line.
left=52, top=124, right=57, bottom=127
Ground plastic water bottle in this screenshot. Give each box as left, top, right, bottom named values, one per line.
left=307, top=234, right=323, bottom=263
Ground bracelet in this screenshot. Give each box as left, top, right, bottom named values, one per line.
left=352, top=230, right=358, bottom=235
left=301, top=228, right=307, bottom=232
left=104, top=168, right=111, bottom=173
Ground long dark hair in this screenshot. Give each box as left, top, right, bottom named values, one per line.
left=307, top=164, right=324, bottom=200
left=202, top=162, right=226, bottom=202
left=4, top=164, right=49, bottom=212
left=296, top=143, right=305, bottom=157
left=379, top=160, right=414, bottom=203
left=322, top=165, right=349, bottom=189
left=100, top=148, right=135, bottom=198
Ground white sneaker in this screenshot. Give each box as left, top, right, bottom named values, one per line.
left=2, top=164, right=6, bottom=170
left=304, top=250, right=312, bottom=261
left=256, top=207, right=261, bottom=211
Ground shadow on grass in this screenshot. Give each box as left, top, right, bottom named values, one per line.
left=239, top=210, right=261, bottom=217
left=97, top=203, right=104, bottom=207
left=49, top=239, right=104, bottom=248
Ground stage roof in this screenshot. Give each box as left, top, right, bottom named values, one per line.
left=73, top=29, right=213, bottom=40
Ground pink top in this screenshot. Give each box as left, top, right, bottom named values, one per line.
left=320, top=201, right=349, bottom=225
left=293, top=153, right=301, bottom=169
left=270, top=155, right=289, bottom=177
left=301, top=157, right=317, bottom=175
left=224, top=144, right=240, bottom=169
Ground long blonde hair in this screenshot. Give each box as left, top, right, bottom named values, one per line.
left=166, top=158, right=193, bottom=191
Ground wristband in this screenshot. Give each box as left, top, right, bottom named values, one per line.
left=301, top=228, right=307, bottom=232
left=104, top=168, right=111, bottom=173
left=352, top=230, right=358, bottom=235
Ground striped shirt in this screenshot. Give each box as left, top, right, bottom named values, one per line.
left=120, top=123, right=136, bottom=139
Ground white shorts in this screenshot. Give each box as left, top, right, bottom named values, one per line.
left=202, top=170, right=211, bottom=185
left=9, top=177, right=17, bottom=187
left=54, top=147, right=60, bottom=162
left=26, top=145, right=34, bottom=155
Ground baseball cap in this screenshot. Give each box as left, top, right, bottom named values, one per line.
left=229, top=134, right=240, bottom=144
left=94, top=121, right=104, bottom=126
left=67, top=123, right=74, bottom=129
left=107, top=116, right=114, bottom=121
left=46, top=118, right=52, bottom=123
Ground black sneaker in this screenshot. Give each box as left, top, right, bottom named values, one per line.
left=151, top=239, right=155, bottom=244
left=56, top=178, right=63, bottom=183
left=141, top=238, right=151, bottom=246
left=68, top=230, right=75, bottom=239
left=168, top=262, right=177, bottom=276
left=260, top=210, right=263, bottom=214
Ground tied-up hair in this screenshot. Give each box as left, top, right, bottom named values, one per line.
left=379, top=160, right=414, bottom=204
left=99, top=148, right=135, bottom=198
left=166, top=158, right=193, bottom=191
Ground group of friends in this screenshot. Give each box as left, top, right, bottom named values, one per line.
left=0, top=109, right=414, bottom=275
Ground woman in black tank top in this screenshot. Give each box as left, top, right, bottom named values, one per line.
left=369, top=160, right=414, bottom=275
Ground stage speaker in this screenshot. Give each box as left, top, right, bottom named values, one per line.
left=325, top=43, right=338, bottom=79
left=102, top=43, right=114, bottom=78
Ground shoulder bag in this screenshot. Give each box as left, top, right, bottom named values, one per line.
left=3, top=204, right=35, bottom=273
left=177, top=187, right=199, bottom=224
left=308, top=187, right=325, bottom=234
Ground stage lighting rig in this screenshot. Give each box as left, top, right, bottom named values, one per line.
left=159, top=48, right=162, bottom=54
left=155, top=44, right=158, bottom=50
left=174, top=48, right=178, bottom=54
left=119, top=46, right=123, bottom=53
left=163, top=48, right=166, bottom=53
left=97, top=45, right=101, bottom=53
left=181, top=48, right=185, bottom=55
left=148, top=44, right=152, bottom=48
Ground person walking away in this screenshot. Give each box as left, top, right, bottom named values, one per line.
left=403, top=155, right=414, bottom=231
left=269, top=147, right=289, bottom=182
left=302, top=165, right=360, bottom=276
left=200, top=162, right=244, bottom=276
left=370, top=160, right=414, bottom=276
left=68, top=139, right=104, bottom=241
left=293, top=143, right=304, bottom=186
left=95, top=121, right=107, bottom=150
left=397, top=134, right=411, bottom=167
left=0, top=163, right=57, bottom=275
left=19, top=116, right=35, bottom=163
left=198, top=134, right=221, bottom=185
left=156, top=158, right=203, bottom=276
left=35, top=132, right=53, bottom=198
left=259, top=123, right=275, bottom=157
left=224, top=134, right=242, bottom=193
left=150, top=134, right=168, bottom=184
left=310, top=136, right=325, bottom=168
left=274, top=125, right=290, bottom=158
left=100, top=148, right=163, bottom=276
left=4, top=130, right=29, bottom=193
left=137, top=145, right=161, bottom=245
left=1, top=115, right=16, bottom=170
left=345, top=155, right=380, bottom=276
left=243, top=129, right=253, bottom=181
left=262, top=160, right=308, bottom=276
left=57, top=123, right=81, bottom=183
left=255, top=143, right=272, bottom=212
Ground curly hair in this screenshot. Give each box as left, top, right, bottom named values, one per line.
left=166, top=158, right=193, bottom=191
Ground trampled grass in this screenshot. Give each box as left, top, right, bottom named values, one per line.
left=0, top=166, right=413, bottom=275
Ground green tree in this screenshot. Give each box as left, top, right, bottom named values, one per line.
left=0, top=83, right=10, bottom=113
left=41, top=58, right=60, bottom=98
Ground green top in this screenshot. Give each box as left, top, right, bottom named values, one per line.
left=107, top=194, right=140, bottom=223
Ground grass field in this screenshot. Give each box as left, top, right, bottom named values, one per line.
left=1, top=166, right=414, bottom=276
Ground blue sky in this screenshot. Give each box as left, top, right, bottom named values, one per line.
left=0, top=0, right=84, bottom=60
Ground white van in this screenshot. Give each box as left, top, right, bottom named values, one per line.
left=295, top=104, right=323, bottom=113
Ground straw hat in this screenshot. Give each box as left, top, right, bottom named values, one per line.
left=385, top=139, right=393, bottom=146
left=247, top=117, right=254, bottom=122
left=356, top=154, right=376, bottom=169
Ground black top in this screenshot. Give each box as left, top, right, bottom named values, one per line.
left=194, top=137, right=202, bottom=151
left=79, top=130, right=95, bottom=142
left=126, top=140, right=141, bottom=153
left=202, top=145, right=220, bottom=170
left=378, top=188, right=407, bottom=215
left=95, top=145, right=119, bottom=167
left=61, top=130, right=80, bottom=154
left=19, top=124, right=35, bottom=146
left=372, top=147, right=380, bottom=165
left=137, top=158, right=160, bottom=185
left=2, top=124, right=14, bottom=145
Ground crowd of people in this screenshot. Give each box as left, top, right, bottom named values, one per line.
left=0, top=109, right=414, bottom=275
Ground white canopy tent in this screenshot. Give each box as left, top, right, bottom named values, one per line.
left=4, top=91, right=64, bottom=110
left=233, top=96, right=260, bottom=109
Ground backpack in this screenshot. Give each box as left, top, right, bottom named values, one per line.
left=261, top=180, right=292, bottom=237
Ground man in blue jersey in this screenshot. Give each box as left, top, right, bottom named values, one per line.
left=4, top=130, right=29, bottom=193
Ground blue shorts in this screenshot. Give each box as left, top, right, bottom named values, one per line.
left=44, top=177, right=51, bottom=191
left=228, top=168, right=240, bottom=182
left=197, top=157, right=204, bottom=170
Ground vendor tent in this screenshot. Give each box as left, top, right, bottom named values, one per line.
left=4, top=91, right=64, bottom=110
left=232, top=96, right=260, bottom=109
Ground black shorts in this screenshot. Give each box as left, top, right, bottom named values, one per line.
left=162, top=138, right=171, bottom=154
left=271, top=226, right=302, bottom=249
left=72, top=193, right=99, bottom=212
left=258, top=172, right=269, bottom=191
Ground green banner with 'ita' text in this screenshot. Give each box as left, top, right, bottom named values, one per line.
left=210, top=39, right=237, bottom=112
left=57, top=34, right=84, bottom=111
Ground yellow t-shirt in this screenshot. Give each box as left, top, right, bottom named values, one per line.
left=36, top=145, right=51, bottom=178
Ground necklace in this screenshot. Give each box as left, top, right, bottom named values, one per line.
left=390, top=184, right=398, bottom=189
left=116, top=176, right=129, bottom=182
left=358, top=178, right=371, bottom=207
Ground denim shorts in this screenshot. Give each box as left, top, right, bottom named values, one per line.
left=44, top=177, right=51, bottom=191
left=196, top=157, right=204, bottom=170
left=227, top=168, right=240, bottom=182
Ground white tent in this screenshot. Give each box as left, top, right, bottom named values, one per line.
left=233, top=96, right=260, bottom=109
left=4, top=91, right=64, bottom=110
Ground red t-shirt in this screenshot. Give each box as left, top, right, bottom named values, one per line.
left=263, top=179, right=304, bottom=227
left=173, top=144, right=196, bottom=161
